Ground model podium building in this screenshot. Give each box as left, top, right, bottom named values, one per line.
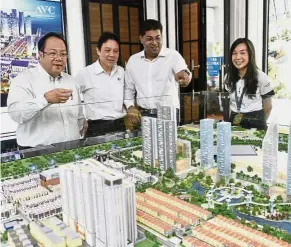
left=142, top=105, right=176, bottom=172
left=59, top=159, right=137, bottom=247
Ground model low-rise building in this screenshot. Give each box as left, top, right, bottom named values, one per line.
left=145, top=188, right=212, bottom=220
left=27, top=199, right=62, bottom=221
left=136, top=210, right=173, bottom=236
left=136, top=192, right=200, bottom=226
left=40, top=168, right=60, bottom=188
left=209, top=215, right=290, bottom=247
left=183, top=236, right=211, bottom=247
left=8, top=224, right=38, bottom=247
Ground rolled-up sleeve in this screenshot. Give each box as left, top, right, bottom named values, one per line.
left=7, top=74, right=49, bottom=125
left=171, top=50, right=192, bottom=81
left=124, top=61, right=136, bottom=109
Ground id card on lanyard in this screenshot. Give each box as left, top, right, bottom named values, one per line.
left=233, top=84, right=247, bottom=125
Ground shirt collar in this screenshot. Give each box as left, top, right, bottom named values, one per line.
left=37, top=64, right=63, bottom=83
left=94, top=60, right=118, bottom=76
left=140, top=47, right=168, bottom=59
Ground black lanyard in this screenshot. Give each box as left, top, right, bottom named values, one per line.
left=234, top=84, right=247, bottom=113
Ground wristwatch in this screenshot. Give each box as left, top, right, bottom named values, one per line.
left=183, top=69, right=190, bottom=76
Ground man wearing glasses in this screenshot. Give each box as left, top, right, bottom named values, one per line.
left=7, top=32, right=85, bottom=148
left=124, top=19, right=192, bottom=127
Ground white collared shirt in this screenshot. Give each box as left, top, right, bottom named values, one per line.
left=124, top=47, right=191, bottom=109
left=7, top=65, right=84, bottom=147
left=225, top=70, right=274, bottom=113
left=76, top=60, right=126, bottom=120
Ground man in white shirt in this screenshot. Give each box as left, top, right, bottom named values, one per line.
left=7, top=32, right=85, bottom=148
left=124, top=19, right=192, bottom=126
left=76, top=32, right=126, bottom=137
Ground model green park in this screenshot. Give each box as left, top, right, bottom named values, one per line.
left=1, top=126, right=290, bottom=243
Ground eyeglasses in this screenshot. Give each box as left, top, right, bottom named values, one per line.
left=42, top=51, right=68, bottom=59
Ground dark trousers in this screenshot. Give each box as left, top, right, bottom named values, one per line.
left=230, top=109, right=267, bottom=130
left=86, top=118, right=126, bottom=137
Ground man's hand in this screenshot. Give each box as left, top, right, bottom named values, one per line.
left=175, top=70, right=191, bottom=87
left=44, top=88, right=73, bottom=104
left=127, top=106, right=141, bottom=126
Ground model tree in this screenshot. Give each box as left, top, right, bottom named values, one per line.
left=247, top=166, right=253, bottom=172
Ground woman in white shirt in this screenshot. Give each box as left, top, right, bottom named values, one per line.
left=76, top=32, right=126, bottom=137
left=225, top=38, right=274, bottom=130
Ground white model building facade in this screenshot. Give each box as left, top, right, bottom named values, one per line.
left=157, top=105, right=177, bottom=140
left=60, top=160, right=137, bottom=247
left=200, top=119, right=214, bottom=168
left=217, top=122, right=231, bottom=176
left=157, top=119, right=176, bottom=172
left=287, top=122, right=291, bottom=196
left=141, top=117, right=157, bottom=166
left=262, top=122, right=278, bottom=185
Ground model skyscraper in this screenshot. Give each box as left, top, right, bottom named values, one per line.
left=141, top=117, right=157, bottom=166
left=157, top=119, right=176, bottom=172
left=200, top=119, right=214, bottom=168
left=217, top=122, right=231, bottom=176
left=141, top=105, right=177, bottom=171
left=59, top=160, right=137, bottom=247
left=262, top=122, right=278, bottom=185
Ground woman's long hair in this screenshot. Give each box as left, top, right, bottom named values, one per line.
left=225, top=38, right=258, bottom=98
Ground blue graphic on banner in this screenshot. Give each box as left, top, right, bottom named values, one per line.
left=0, top=0, right=63, bottom=107
left=207, top=57, right=224, bottom=77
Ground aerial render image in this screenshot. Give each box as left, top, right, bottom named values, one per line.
left=1, top=106, right=291, bottom=247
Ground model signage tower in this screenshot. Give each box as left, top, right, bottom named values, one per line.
left=262, top=122, right=278, bottom=185
left=200, top=119, right=215, bottom=168
left=217, top=122, right=231, bottom=176
left=60, top=162, right=137, bottom=247
left=287, top=122, right=291, bottom=196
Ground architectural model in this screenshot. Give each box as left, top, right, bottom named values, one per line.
left=1, top=121, right=290, bottom=247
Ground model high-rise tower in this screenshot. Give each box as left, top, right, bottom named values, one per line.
left=262, top=122, right=278, bottom=185
left=217, top=122, right=231, bottom=176
left=157, top=104, right=178, bottom=140
left=287, top=122, right=291, bottom=196
left=200, top=119, right=214, bottom=168
left=60, top=160, right=137, bottom=247
left=157, top=119, right=176, bottom=172
left=142, top=105, right=177, bottom=171
left=141, top=117, right=157, bottom=166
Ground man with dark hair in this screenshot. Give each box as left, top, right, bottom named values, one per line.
left=76, top=32, right=126, bottom=137
left=8, top=32, right=85, bottom=148
left=124, top=19, right=191, bottom=126
left=38, top=32, right=67, bottom=52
